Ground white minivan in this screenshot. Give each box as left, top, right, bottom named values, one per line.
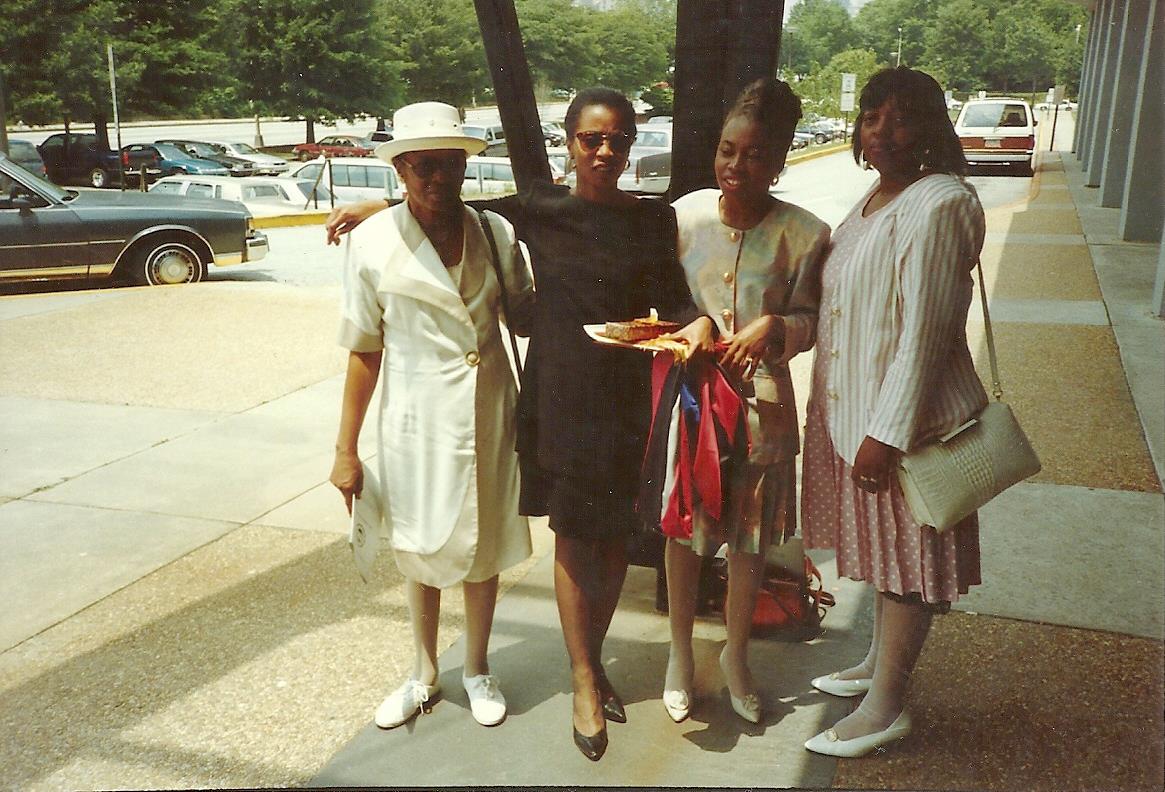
left=954, top=98, right=1037, bottom=173
left=286, top=157, right=403, bottom=202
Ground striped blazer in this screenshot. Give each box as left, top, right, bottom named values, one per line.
left=815, top=173, right=989, bottom=464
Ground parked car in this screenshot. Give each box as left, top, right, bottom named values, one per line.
left=634, top=124, right=673, bottom=151
left=150, top=174, right=335, bottom=215
left=790, top=130, right=813, bottom=149
left=154, top=139, right=257, bottom=177
left=369, top=126, right=394, bottom=143
left=204, top=141, right=290, bottom=175
left=122, top=143, right=230, bottom=181
left=0, top=153, right=267, bottom=287
left=5, top=139, right=46, bottom=179
left=291, top=135, right=374, bottom=161
left=795, top=123, right=831, bottom=145
left=541, top=122, right=566, bottom=147
left=286, top=156, right=403, bottom=203
left=645, top=115, right=672, bottom=125
left=463, top=156, right=540, bottom=196
left=462, top=124, right=508, bottom=155
left=37, top=132, right=127, bottom=188
left=954, top=98, right=1037, bottom=173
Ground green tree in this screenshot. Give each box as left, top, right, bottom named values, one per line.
left=582, top=4, right=671, bottom=94
left=784, top=0, right=857, bottom=75
left=382, top=0, right=488, bottom=107
left=1, top=0, right=119, bottom=133
left=235, top=0, right=400, bottom=141
left=113, top=0, right=240, bottom=118
left=920, top=0, right=991, bottom=93
left=515, top=0, right=595, bottom=93
left=796, top=48, right=883, bottom=118
left=852, top=0, right=929, bottom=69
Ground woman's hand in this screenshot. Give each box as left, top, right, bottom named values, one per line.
left=326, top=200, right=389, bottom=245
left=330, top=448, right=364, bottom=514
left=670, top=315, right=716, bottom=359
left=851, top=436, right=897, bottom=493
left=719, top=315, right=784, bottom=381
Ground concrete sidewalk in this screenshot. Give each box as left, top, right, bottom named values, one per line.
left=1, top=152, right=1161, bottom=791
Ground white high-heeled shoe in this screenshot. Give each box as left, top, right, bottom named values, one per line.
left=804, top=710, right=912, bottom=757
left=811, top=672, right=873, bottom=698
left=719, top=649, right=761, bottom=724
left=662, top=689, right=691, bottom=723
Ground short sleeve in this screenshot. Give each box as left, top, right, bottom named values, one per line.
left=337, top=236, right=384, bottom=352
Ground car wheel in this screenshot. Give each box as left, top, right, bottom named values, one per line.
left=298, top=150, right=312, bottom=161
left=138, top=241, right=206, bottom=286
left=89, top=168, right=109, bottom=188
left=814, top=133, right=828, bottom=144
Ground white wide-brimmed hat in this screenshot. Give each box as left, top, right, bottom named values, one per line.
left=375, top=101, right=487, bottom=163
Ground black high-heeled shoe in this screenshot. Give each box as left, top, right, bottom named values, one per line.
left=601, top=690, right=627, bottom=723
left=573, top=724, right=608, bottom=761
left=595, top=670, right=627, bottom=723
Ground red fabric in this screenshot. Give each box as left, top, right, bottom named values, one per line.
left=658, top=358, right=749, bottom=540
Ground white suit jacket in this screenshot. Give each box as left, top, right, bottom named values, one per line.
left=816, top=173, right=989, bottom=464
left=338, top=202, right=533, bottom=582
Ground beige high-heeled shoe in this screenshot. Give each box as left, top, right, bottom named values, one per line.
left=719, top=649, right=761, bottom=724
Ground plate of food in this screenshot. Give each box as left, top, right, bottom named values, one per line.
left=584, top=310, right=690, bottom=358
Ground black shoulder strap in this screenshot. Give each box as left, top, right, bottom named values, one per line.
left=476, top=210, right=523, bottom=380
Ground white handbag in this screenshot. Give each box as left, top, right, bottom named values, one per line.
left=896, top=260, right=1041, bottom=532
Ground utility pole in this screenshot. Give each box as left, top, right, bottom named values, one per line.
left=473, top=0, right=551, bottom=189
left=0, top=70, right=9, bottom=157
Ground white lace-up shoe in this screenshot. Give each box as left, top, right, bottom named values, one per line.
left=374, top=679, right=440, bottom=729
left=462, top=674, right=507, bottom=726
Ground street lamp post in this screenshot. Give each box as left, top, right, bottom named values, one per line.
left=896, top=27, right=903, bottom=67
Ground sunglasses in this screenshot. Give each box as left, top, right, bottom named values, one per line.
left=398, top=154, right=467, bottom=179
left=574, top=131, right=636, bottom=154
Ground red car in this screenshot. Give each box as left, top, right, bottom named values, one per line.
left=291, top=135, right=375, bottom=161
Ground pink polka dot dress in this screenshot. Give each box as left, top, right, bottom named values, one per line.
left=800, top=181, right=983, bottom=605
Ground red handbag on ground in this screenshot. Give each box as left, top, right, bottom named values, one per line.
left=750, top=555, right=835, bottom=638
left=714, top=539, right=835, bottom=640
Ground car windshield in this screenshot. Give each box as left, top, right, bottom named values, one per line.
left=154, top=143, right=190, bottom=159
left=296, top=180, right=334, bottom=203
left=462, top=126, right=487, bottom=140
left=228, top=142, right=259, bottom=154
left=637, top=130, right=670, bottom=148
left=962, top=103, right=1028, bottom=127
left=0, top=156, right=71, bottom=202
left=181, top=142, right=219, bottom=157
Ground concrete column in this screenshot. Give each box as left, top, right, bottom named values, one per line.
left=1073, top=13, right=1097, bottom=155
left=1076, top=5, right=1105, bottom=162
left=1086, top=0, right=1123, bottom=186
left=1154, top=240, right=1165, bottom=319
left=1100, top=0, right=1150, bottom=207
left=473, top=0, right=552, bottom=189
left=1120, top=0, right=1164, bottom=243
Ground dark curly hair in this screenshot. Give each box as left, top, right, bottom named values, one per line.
left=564, top=87, right=638, bottom=139
left=851, top=67, right=967, bottom=176
left=724, top=77, right=802, bottom=159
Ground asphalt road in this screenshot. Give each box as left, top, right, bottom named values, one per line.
left=7, top=105, right=567, bottom=149
left=222, top=150, right=1032, bottom=289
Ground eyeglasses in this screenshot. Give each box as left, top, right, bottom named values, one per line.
left=397, top=154, right=467, bottom=179
left=574, top=131, right=636, bottom=154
